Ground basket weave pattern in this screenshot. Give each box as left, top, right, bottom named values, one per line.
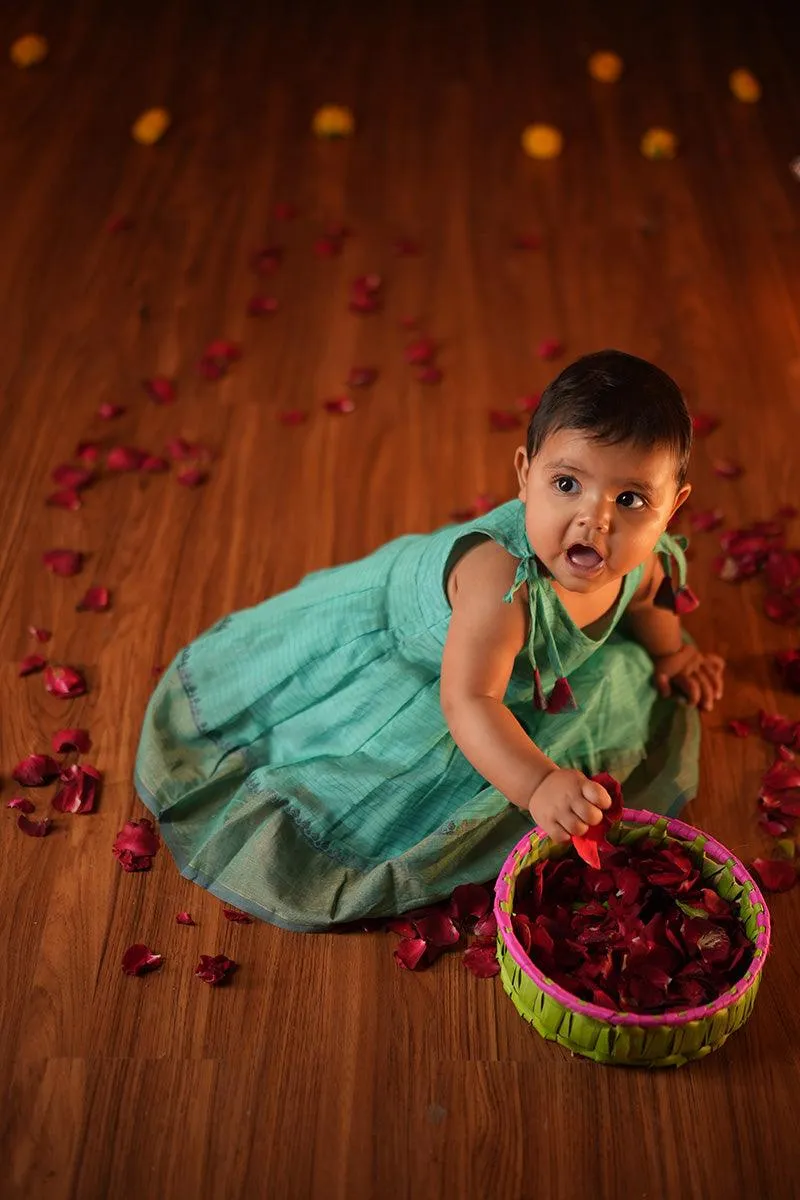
left=494, top=809, right=770, bottom=1067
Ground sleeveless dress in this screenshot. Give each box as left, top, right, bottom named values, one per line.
left=134, top=499, right=699, bottom=931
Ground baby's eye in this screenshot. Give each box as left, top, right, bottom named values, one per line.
left=617, top=491, right=646, bottom=510
left=555, top=475, right=580, bottom=494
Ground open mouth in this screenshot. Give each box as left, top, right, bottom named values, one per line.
left=565, top=544, right=605, bottom=572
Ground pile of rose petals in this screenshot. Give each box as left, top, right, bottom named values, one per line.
left=712, top=515, right=800, bottom=625
left=389, top=882, right=499, bottom=977
left=511, top=838, right=753, bottom=1012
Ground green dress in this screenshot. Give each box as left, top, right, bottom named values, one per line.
left=134, top=499, right=699, bottom=931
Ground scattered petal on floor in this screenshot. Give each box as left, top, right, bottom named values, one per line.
left=195, top=954, right=237, bottom=984
left=727, top=719, right=751, bottom=738
left=43, top=549, right=84, bottom=576
left=176, top=912, right=196, bottom=926
left=112, top=818, right=160, bottom=872
left=98, top=404, right=126, bottom=420
left=76, top=587, right=110, bottom=613
left=751, top=857, right=797, bottom=892
left=278, top=409, right=309, bottom=426
left=8, top=798, right=36, bottom=813
left=47, top=489, right=82, bottom=511
left=324, top=396, right=356, bottom=414
left=712, top=458, right=743, bottom=479
left=691, top=413, right=718, bottom=436
left=246, top=295, right=279, bottom=316
left=29, top=626, right=52, bottom=643
left=143, top=377, right=177, bottom=405
left=223, top=910, right=253, bottom=924
left=44, top=665, right=87, bottom=698
left=536, top=338, right=564, bottom=361
left=18, top=814, right=51, bottom=837
left=52, top=728, right=91, bottom=754
left=19, top=655, right=47, bottom=677
left=52, top=764, right=102, bottom=814
left=462, top=945, right=500, bottom=978
left=346, top=367, right=377, bottom=388
left=122, top=944, right=164, bottom=976
left=12, top=754, right=60, bottom=786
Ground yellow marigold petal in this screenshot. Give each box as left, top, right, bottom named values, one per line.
left=729, top=69, right=761, bottom=103
left=10, top=34, right=48, bottom=68
left=521, top=124, right=564, bottom=160
left=132, top=107, right=171, bottom=145
left=640, top=127, right=678, bottom=160
left=312, top=105, right=355, bottom=138
left=588, top=51, right=623, bottom=83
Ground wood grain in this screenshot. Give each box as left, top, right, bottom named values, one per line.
left=1, top=0, right=800, bottom=1196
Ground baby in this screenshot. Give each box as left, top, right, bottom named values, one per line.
left=442, top=349, right=724, bottom=846
left=135, top=349, right=724, bottom=928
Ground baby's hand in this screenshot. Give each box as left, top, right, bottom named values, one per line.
left=528, top=769, right=611, bottom=844
left=653, top=645, right=725, bottom=711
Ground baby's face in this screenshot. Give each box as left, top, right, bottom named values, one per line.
left=515, top=429, right=691, bottom=593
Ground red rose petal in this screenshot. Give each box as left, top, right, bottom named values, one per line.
left=12, top=754, right=60, bottom=787
left=52, top=728, right=91, bottom=754
left=52, top=764, right=101, bottom=814
left=712, top=458, right=743, bottom=479
left=205, top=340, right=242, bottom=363
left=195, top=954, right=237, bottom=984
left=143, top=376, right=177, bottom=405
left=776, top=649, right=800, bottom=693
left=47, top=489, right=82, bottom=511
left=107, top=446, right=146, bottom=471
left=97, top=403, right=126, bottom=420
left=106, top=214, right=134, bottom=233
left=536, top=338, right=564, bottom=361
left=393, top=937, right=428, bottom=971
left=18, top=814, right=51, bottom=837
left=572, top=835, right=603, bottom=869
left=764, top=593, right=799, bottom=624
left=751, top=857, right=797, bottom=892
left=405, top=338, right=436, bottom=365
left=413, top=912, right=460, bottom=947
left=765, top=551, right=800, bottom=592
left=76, top=586, right=110, bottom=613
left=113, top=817, right=160, bottom=872
left=177, top=468, right=208, bottom=487
left=278, top=409, right=308, bottom=426
left=462, top=945, right=500, bottom=978
left=29, top=626, right=52, bottom=643
left=513, top=233, right=542, bottom=251
left=448, top=883, right=492, bottom=920
left=251, top=245, right=283, bottom=274
left=199, top=357, right=225, bottom=381
left=223, top=909, right=253, bottom=924
left=346, top=367, right=378, bottom=388
left=19, top=655, right=47, bottom=677
left=246, top=295, right=279, bottom=316
left=473, top=911, right=498, bottom=939
left=517, top=393, right=541, bottom=413
left=324, top=396, right=356, bottom=415
left=691, top=413, right=718, bottom=437
left=417, top=366, right=443, bottom=384
left=8, top=797, right=36, bottom=813
left=122, top=944, right=163, bottom=976
left=176, top=912, right=196, bottom=925
left=489, top=409, right=523, bottom=431
left=52, top=464, right=94, bottom=490
left=392, top=236, right=421, bottom=256
left=43, top=549, right=83, bottom=576
left=758, top=812, right=789, bottom=837
left=689, top=509, right=724, bottom=533
left=759, top=710, right=798, bottom=746
left=44, top=665, right=87, bottom=698
left=727, top=719, right=751, bottom=738
left=314, top=235, right=343, bottom=258
left=141, top=455, right=169, bottom=473
left=76, top=443, right=101, bottom=466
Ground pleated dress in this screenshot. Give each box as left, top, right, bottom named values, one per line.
left=134, top=499, right=699, bottom=930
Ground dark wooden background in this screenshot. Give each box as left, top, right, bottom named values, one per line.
left=1, top=1, right=800, bottom=1197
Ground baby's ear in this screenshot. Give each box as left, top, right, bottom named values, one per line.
left=669, top=482, right=692, bottom=522
left=514, top=446, right=530, bottom=500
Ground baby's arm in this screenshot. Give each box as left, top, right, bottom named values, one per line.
left=626, top=554, right=725, bottom=711
left=441, top=541, right=609, bottom=842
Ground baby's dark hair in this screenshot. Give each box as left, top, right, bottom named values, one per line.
left=527, top=350, right=692, bottom=487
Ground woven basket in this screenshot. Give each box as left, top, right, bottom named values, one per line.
left=494, top=809, right=771, bottom=1068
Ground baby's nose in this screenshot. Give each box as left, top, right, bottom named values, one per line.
left=578, top=504, right=611, bottom=533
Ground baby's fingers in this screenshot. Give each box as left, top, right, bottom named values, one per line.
left=580, top=780, right=611, bottom=811
left=676, top=672, right=701, bottom=707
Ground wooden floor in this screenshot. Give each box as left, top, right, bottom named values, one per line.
left=1, top=0, right=800, bottom=1196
